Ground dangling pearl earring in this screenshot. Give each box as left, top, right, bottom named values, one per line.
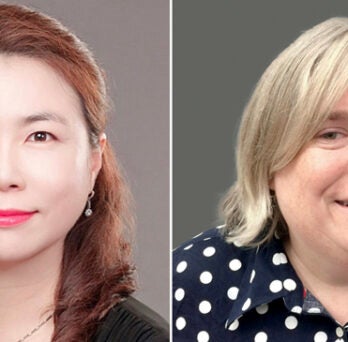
left=84, top=190, right=95, bottom=217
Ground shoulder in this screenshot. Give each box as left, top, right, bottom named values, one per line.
left=173, top=227, right=306, bottom=341
left=94, top=297, right=169, bottom=342
left=173, top=226, right=248, bottom=268
left=173, top=226, right=251, bottom=292
left=173, top=227, right=255, bottom=339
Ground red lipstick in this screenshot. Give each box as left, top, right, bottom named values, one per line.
left=0, top=209, right=37, bottom=227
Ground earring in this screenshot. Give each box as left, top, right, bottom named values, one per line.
left=270, top=190, right=277, bottom=209
left=84, top=190, right=95, bottom=217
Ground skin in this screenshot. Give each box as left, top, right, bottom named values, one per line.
left=272, top=90, right=348, bottom=324
left=0, top=55, right=105, bottom=340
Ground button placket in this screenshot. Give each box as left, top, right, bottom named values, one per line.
left=335, top=326, right=347, bottom=342
left=336, top=326, right=344, bottom=338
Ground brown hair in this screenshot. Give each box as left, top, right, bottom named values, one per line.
left=0, top=4, right=135, bottom=341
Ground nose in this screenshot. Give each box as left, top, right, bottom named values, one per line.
left=0, top=145, right=25, bottom=192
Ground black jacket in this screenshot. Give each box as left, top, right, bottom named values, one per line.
left=94, top=297, right=169, bottom=341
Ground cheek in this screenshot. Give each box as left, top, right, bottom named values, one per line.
left=273, top=154, right=315, bottom=218
left=297, top=150, right=348, bottom=196
left=274, top=149, right=341, bottom=200
left=273, top=158, right=310, bottom=204
left=23, top=146, right=92, bottom=209
left=273, top=150, right=346, bottom=231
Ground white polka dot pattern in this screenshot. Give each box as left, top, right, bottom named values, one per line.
left=285, top=316, right=298, bottom=330
left=199, top=300, right=212, bottom=314
left=314, top=331, right=328, bottom=342
left=254, top=331, right=268, bottom=342
left=291, top=306, right=302, bottom=314
left=174, top=288, right=185, bottom=301
left=256, top=303, right=269, bottom=315
left=250, top=269, right=256, bottom=283
left=176, top=317, right=186, bottom=330
left=308, top=308, right=321, bottom=314
left=283, top=278, right=297, bottom=291
left=269, top=280, right=283, bottom=293
left=229, top=259, right=242, bottom=271
left=203, top=246, right=216, bottom=257
left=227, top=286, right=239, bottom=300
left=173, top=227, right=341, bottom=341
left=176, top=261, right=187, bottom=273
left=199, top=271, right=213, bottom=284
left=272, top=253, right=288, bottom=265
left=184, top=243, right=193, bottom=250
left=194, top=232, right=203, bottom=238
left=228, top=319, right=239, bottom=331
left=336, top=327, right=344, bottom=338
left=197, top=330, right=209, bottom=342
left=242, top=298, right=251, bottom=311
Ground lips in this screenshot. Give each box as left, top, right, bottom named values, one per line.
left=0, top=209, right=37, bottom=227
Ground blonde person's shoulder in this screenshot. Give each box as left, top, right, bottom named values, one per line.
left=173, top=226, right=252, bottom=340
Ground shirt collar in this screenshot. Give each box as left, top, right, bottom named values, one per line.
left=225, top=237, right=304, bottom=329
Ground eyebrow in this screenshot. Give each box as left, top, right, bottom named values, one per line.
left=21, top=112, right=68, bottom=126
left=328, top=110, right=348, bottom=121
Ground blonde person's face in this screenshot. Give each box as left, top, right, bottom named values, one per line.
left=272, top=90, right=348, bottom=260
left=0, top=55, right=102, bottom=263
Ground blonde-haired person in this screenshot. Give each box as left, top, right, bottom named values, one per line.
left=173, top=17, right=348, bottom=341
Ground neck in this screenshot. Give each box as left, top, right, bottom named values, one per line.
left=284, top=233, right=348, bottom=285
left=284, top=234, right=348, bottom=324
left=0, top=242, right=63, bottom=341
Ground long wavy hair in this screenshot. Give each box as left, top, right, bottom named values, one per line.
left=0, top=4, right=135, bottom=341
left=222, top=17, right=348, bottom=247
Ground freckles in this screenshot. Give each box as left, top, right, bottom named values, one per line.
left=290, top=151, right=324, bottom=183
left=297, top=150, right=347, bottom=198
left=311, top=153, right=343, bottom=175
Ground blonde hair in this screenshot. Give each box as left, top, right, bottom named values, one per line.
left=222, top=17, right=348, bottom=246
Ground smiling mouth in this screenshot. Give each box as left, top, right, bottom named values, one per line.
left=0, top=210, right=37, bottom=227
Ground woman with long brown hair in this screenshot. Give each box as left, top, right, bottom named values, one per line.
left=0, top=4, right=168, bottom=341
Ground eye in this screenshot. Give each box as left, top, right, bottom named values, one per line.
left=319, top=131, right=344, bottom=140
left=27, top=131, right=55, bottom=142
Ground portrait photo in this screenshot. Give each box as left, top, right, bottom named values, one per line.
left=173, top=1, right=348, bottom=341
left=0, top=1, right=169, bottom=341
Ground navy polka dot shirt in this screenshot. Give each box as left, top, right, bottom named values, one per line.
left=173, top=227, right=348, bottom=341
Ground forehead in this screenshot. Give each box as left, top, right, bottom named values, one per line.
left=322, top=90, right=348, bottom=123
left=331, top=90, right=348, bottom=113
left=0, top=54, right=83, bottom=124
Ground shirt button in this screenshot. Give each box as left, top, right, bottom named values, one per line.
left=336, top=326, right=344, bottom=338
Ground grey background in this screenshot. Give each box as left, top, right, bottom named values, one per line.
left=5, top=1, right=169, bottom=319
left=174, top=0, right=348, bottom=247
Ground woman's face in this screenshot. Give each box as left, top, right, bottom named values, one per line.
left=272, top=90, right=348, bottom=261
left=0, top=55, right=102, bottom=263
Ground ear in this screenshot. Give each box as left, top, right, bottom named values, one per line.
left=269, top=176, right=275, bottom=191
left=89, top=133, right=107, bottom=190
